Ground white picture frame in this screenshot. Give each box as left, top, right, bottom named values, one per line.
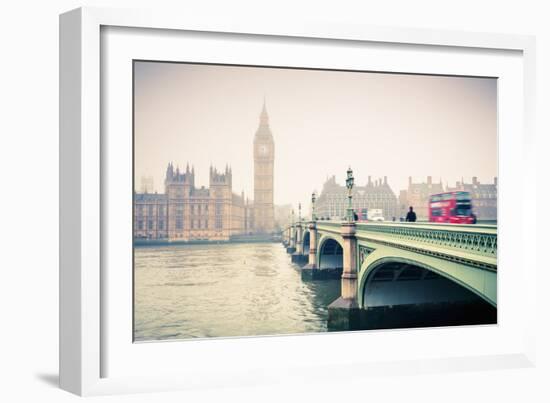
left=59, top=6, right=537, bottom=396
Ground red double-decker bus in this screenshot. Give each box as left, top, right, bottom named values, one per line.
left=429, top=191, right=476, bottom=224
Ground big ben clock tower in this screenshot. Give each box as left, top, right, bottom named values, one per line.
left=253, top=101, right=275, bottom=233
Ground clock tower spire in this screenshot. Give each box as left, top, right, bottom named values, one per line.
left=253, top=99, right=275, bottom=233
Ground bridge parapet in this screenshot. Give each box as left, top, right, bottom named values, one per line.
left=286, top=220, right=497, bottom=269
left=314, top=221, right=342, bottom=235
left=354, top=222, right=497, bottom=270
left=356, top=222, right=496, bottom=254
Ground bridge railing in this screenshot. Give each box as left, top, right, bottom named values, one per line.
left=353, top=222, right=497, bottom=258
left=292, top=220, right=497, bottom=267
left=285, top=220, right=497, bottom=256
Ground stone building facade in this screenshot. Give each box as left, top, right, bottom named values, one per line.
left=134, top=193, right=169, bottom=240
left=398, top=176, right=445, bottom=219
left=446, top=177, right=498, bottom=220
left=134, top=102, right=275, bottom=242
left=134, top=165, right=250, bottom=241
left=315, top=175, right=399, bottom=220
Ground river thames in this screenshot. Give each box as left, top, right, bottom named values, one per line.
left=134, top=242, right=340, bottom=341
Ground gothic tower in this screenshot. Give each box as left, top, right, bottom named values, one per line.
left=253, top=100, right=275, bottom=233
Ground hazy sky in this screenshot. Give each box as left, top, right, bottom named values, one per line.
left=134, top=61, right=497, bottom=213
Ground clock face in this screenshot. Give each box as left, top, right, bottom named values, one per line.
left=259, top=145, right=268, bottom=155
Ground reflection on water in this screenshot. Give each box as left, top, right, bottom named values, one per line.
left=134, top=242, right=340, bottom=341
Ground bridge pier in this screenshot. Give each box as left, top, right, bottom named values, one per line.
left=327, top=222, right=361, bottom=330
left=302, top=221, right=319, bottom=279
left=286, top=224, right=296, bottom=254
left=286, top=226, right=292, bottom=248
left=291, top=223, right=308, bottom=264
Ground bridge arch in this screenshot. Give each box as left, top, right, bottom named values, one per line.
left=317, top=236, right=343, bottom=270
left=302, top=230, right=310, bottom=255
left=358, top=251, right=496, bottom=308
left=357, top=251, right=496, bottom=328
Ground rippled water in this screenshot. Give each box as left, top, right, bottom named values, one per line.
left=134, top=242, right=341, bottom=341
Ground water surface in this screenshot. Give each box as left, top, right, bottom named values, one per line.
left=134, top=242, right=340, bottom=341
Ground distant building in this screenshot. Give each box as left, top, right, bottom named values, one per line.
left=140, top=176, right=155, bottom=193
left=134, top=102, right=275, bottom=241
left=134, top=192, right=168, bottom=240
left=447, top=177, right=498, bottom=220
left=274, top=204, right=292, bottom=231
left=134, top=164, right=250, bottom=241
left=399, top=176, right=445, bottom=219
left=315, top=175, right=399, bottom=220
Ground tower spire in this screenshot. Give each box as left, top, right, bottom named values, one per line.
left=260, top=97, right=269, bottom=126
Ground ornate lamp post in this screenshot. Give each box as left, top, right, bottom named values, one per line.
left=346, top=167, right=354, bottom=222
left=291, top=209, right=295, bottom=225
left=326, top=167, right=359, bottom=330
left=311, top=192, right=317, bottom=221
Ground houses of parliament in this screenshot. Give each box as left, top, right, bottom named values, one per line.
left=133, top=102, right=275, bottom=242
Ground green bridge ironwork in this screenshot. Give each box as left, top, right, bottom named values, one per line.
left=282, top=219, right=497, bottom=329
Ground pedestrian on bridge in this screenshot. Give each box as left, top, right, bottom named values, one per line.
left=405, top=206, right=417, bottom=222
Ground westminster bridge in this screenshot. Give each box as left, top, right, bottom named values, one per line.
left=282, top=219, right=497, bottom=330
